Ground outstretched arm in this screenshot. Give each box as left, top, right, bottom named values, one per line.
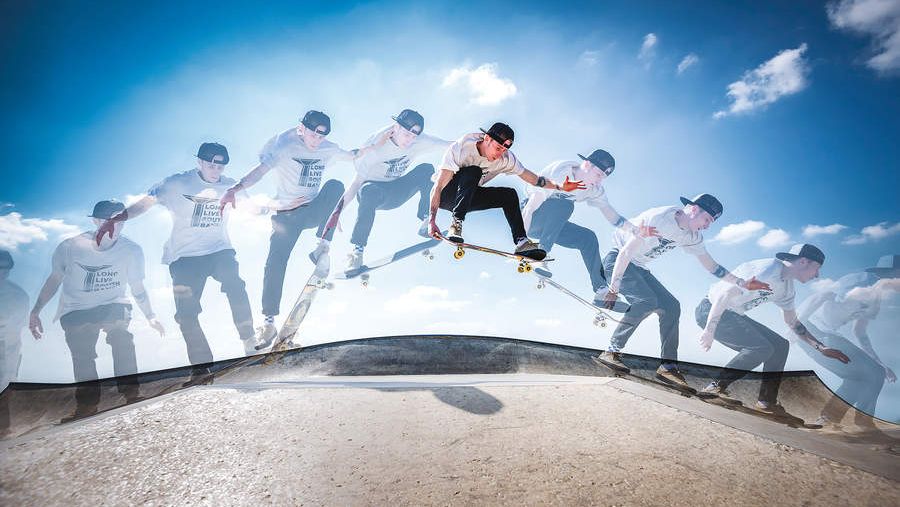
left=695, top=252, right=770, bottom=291
left=219, top=163, right=273, bottom=213
left=784, top=309, right=850, bottom=363
left=427, top=169, right=455, bottom=238
left=28, top=273, right=63, bottom=340
left=130, top=279, right=165, bottom=337
left=518, top=169, right=585, bottom=192
left=95, top=195, right=158, bottom=245
left=698, top=285, right=741, bottom=351
left=590, top=200, right=658, bottom=238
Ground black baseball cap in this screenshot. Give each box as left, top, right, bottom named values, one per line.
left=0, top=250, right=12, bottom=269
left=480, top=122, right=514, bottom=148
left=776, top=243, right=826, bottom=266
left=392, top=109, right=424, bottom=134
left=679, top=193, right=723, bottom=221
left=578, top=149, right=615, bottom=175
left=197, top=142, right=229, bottom=164
left=89, top=200, right=126, bottom=220
left=301, top=110, right=331, bottom=135
left=865, top=254, right=899, bottom=277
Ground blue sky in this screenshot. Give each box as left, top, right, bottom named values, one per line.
left=2, top=1, right=899, bottom=419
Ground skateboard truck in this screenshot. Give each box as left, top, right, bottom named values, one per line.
left=593, top=313, right=607, bottom=328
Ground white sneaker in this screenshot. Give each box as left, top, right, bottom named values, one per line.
left=346, top=248, right=364, bottom=271
left=514, top=237, right=546, bottom=260
left=417, top=218, right=431, bottom=238
left=448, top=218, right=464, bottom=243
left=253, top=323, right=278, bottom=350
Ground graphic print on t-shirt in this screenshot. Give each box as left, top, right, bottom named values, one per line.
left=183, top=195, right=223, bottom=228
left=76, top=263, right=121, bottom=293
left=383, top=156, right=410, bottom=178
left=292, top=158, right=324, bottom=188
left=741, top=289, right=774, bottom=312
left=645, top=238, right=676, bottom=259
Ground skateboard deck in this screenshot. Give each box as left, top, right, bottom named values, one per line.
left=534, top=273, right=629, bottom=326
left=336, top=235, right=440, bottom=286
left=263, top=254, right=333, bottom=355
left=437, top=234, right=552, bottom=273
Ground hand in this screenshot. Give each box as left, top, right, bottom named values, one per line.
left=29, top=312, right=43, bottom=340
left=699, top=329, right=715, bottom=352
left=560, top=176, right=586, bottom=192
left=637, top=220, right=659, bottom=238
left=743, top=277, right=771, bottom=292
left=884, top=366, right=897, bottom=383
left=602, top=290, right=619, bottom=311
left=94, top=210, right=127, bottom=246
left=219, top=188, right=238, bottom=215
left=429, top=218, right=441, bottom=240
left=821, top=347, right=850, bottom=364
left=148, top=318, right=165, bottom=337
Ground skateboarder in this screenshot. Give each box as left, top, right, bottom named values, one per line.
left=796, top=254, right=898, bottom=424
left=522, top=149, right=657, bottom=301
left=593, top=194, right=770, bottom=390
left=29, top=200, right=165, bottom=418
left=0, top=250, right=28, bottom=437
left=695, top=244, right=851, bottom=413
left=218, top=110, right=386, bottom=349
left=96, top=142, right=258, bottom=359
left=427, top=122, right=584, bottom=258
left=334, top=109, right=451, bottom=271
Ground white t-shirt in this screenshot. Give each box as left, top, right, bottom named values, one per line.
left=527, top=160, right=611, bottom=210
left=354, top=125, right=449, bottom=182
left=259, top=128, right=355, bottom=209
left=435, top=132, right=526, bottom=186
left=148, top=170, right=242, bottom=264
left=0, top=280, right=28, bottom=387
left=612, top=206, right=708, bottom=268
left=810, top=272, right=882, bottom=331
left=708, top=258, right=796, bottom=315
left=52, top=233, right=145, bottom=321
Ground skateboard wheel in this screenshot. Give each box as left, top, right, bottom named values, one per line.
left=453, top=249, right=465, bottom=260
left=517, top=265, right=525, bottom=273
left=524, top=264, right=533, bottom=273
left=325, top=283, right=334, bottom=290
left=361, top=280, right=369, bottom=288
left=428, top=255, right=434, bottom=260
left=536, top=281, right=545, bottom=289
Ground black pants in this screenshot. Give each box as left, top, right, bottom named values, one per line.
left=169, top=249, right=254, bottom=364
left=439, top=166, right=526, bottom=242
left=263, top=179, right=344, bottom=316
left=695, top=298, right=788, bottom=404
left=351, top=164, right=434, bottom=247
left=59, top=303, right=139, bottom=411
left=528, top=197, right=606, bottom=291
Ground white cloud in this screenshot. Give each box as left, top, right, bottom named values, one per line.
left=842, top=221, right=900, bottom=244
left=713, top=220, right=766, bottom=244
left=579, top=50, right=603, bottom=66
left=638, top=33, right=658, bottom=64
left=383, top=285, right=471, bottom=314
left=757, top=229, right=792, bottom=249
left=441, top=63, right=518, bottom=106
left=802, top=223, right=848, bottom=237
left=810, top=278, right=841, bottom=293
left=0, top=212, right=81, bottom=250
left=677, top=53, right=699, bottom=74
left=827, top=0, right=900, bottom=73
left=713, top=44, right=810, bottom=119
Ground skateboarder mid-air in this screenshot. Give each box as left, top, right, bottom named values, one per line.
left=218, top=110, right=388, bottom=349
left=522, top=148, right=658, bottom=303
left=328, top=109, right=451, bottom=271
left=427, top=122, right=585, bottom=259
left=696, top=244, right=851, bottom=414
left=96, top=142, right=259, bottom=357
left=593, top=193, right=771, bottom=390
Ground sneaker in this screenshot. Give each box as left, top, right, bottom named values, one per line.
left=346, top=247, right=364, bottom=272
left=655, top=365, right=694, bottom=392
left=308, top=240, right=330, bottom=265
left=699, top=381, right=741, bottom=404
left=241, top=337, right=258, bottom=355
left=417, top=218, right=431, bottom=238
left=448, top=218, right=464, bottom=243
left=592, top=351, right=630, bottom=373
left=754, top=400, right=786, bottom=414
left=253, top=323, right=278, bottom=350
left=514, top=237, right=546, bottom=260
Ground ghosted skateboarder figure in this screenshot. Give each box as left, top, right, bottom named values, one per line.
left=30, top=200, right=164, bottom=419
left=0, top=250, right=28, bottom=436
left=427, top=122, right=584, bottom=258
left=522, top=148, right=657, bottom=301
left=96, top=142, right=258, bottom=359
left=335, top=109, right=451, bottom=271
left=797, top=254, right=898, bottom=425
left=594, top=194, right=770, bottom=390
left=696, top=243, right=851, bottom=413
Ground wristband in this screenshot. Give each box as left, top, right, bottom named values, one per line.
left=536, top=176, right=547, bottom=188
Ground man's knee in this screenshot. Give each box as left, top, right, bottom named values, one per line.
left=657, top=296, right=681, bottom=320
left=410, top=163, right=434, bottom=179
left=320, top=179, right=345, bottom=196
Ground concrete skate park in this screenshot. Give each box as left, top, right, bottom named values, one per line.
left=2, top=335, right=898, bottom=506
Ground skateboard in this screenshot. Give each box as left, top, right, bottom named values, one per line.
left=262, top=252, right=333, bottom=354
left=591, top=355, right=699, bottom=397
left=437, top=234, right=553, bottom=273
left=336, top=235, right=442, bottom=287
left=533, top=272, right=628, bottom=328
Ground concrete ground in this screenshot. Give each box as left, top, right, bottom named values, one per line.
left=2, top=337, right=898, bottom=506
